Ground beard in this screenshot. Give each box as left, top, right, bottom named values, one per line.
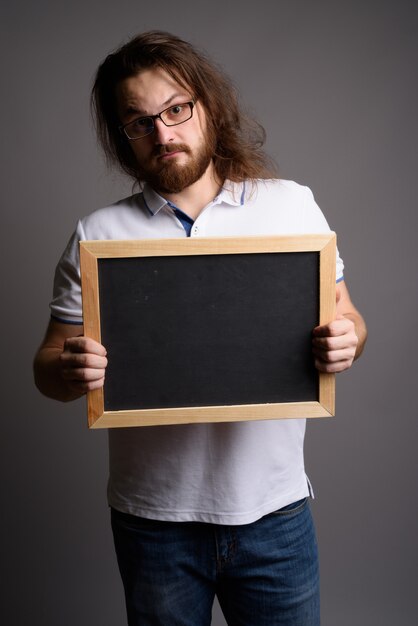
left=136, top=135, right=216, bottom=194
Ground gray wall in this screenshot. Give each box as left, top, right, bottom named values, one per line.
left=1, top=1, right=417, bottom=624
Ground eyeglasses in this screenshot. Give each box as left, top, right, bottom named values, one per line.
left=119, top=101, right=195, bottom=140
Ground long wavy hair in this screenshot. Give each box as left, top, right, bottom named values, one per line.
left=91, top=31, right=278, bottom=185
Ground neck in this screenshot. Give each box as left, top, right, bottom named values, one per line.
left=157, top=162, right=221, bottom=220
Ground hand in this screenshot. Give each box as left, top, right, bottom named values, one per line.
left=312, top=314, right=359, bottom=373
left=59, top=336, right=108, bottom=394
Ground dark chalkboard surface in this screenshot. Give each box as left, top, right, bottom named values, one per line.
left=80, top=236, right=336, bottom=428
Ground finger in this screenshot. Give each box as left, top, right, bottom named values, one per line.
left=67, top=377, right=105, bottom=394
left=61, top=367, right=106, bottom=382
left=60, top=352, right=108, bottom=370
left=312, top=346, right=356, bottom=364
left=314, top=356, right=355, bottom=373
left=313, top=316, right=354, bottom=338
left=312, top=334, right=358, bottom=352
left=64, top=336, right=107, bottom=356
left=336, top=286, right=341, bottom=304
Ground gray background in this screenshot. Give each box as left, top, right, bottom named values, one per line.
left=1, top=1, right=417, bottom=624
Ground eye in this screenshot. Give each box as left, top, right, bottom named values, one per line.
left=132, top=116, right=152, bottom=128
left=164, top=104, right=187, bottom=121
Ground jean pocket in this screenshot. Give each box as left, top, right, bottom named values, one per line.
left=271, top=497, right=308, bottom=516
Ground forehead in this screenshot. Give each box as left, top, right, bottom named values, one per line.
left=116, top=67, right=191, bottom=118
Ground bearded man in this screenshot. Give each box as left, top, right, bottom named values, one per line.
left=34, top=31, right=367, bottom=626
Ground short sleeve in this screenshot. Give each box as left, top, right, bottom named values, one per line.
left=302, top=185, right=344, bottom=283
left=49, top=220, right=86, bottom=324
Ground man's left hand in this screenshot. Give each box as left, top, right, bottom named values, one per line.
left=312, top=314, right=359, bottom=373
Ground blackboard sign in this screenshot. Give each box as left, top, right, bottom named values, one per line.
left=80, top=235, right=336, bottom=428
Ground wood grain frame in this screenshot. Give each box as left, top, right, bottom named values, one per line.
left=80, top=234, right=336, bottom=428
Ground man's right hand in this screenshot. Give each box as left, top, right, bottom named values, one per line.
left=34, top=319, right=108, bottom=402
left=60, top=336, right=107, bottom=395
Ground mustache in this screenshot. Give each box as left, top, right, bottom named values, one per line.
left=152, top=143, right=190, bottom=157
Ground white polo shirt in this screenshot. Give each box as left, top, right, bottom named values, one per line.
left=51, top=178, right=344, bottom=525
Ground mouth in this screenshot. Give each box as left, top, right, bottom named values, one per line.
left=159, top=150, right=184, bottom=160
left=154, top=144, right=190, bottom=160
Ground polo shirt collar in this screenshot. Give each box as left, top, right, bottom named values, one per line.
left=214, top=180, right=247, bottom=207
left=141, top=180, right=247, bottom=216
left=142, top=184, right=168, bottom=216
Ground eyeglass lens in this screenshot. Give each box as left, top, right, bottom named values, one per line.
left=124, top=102, right=193, bottom=139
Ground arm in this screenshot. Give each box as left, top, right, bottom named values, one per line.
left=312, top=280, right=367, bottom=373
left=33, top=318, right=108, bottom=402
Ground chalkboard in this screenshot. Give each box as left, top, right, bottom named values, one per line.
left=80, top=235, right=336, bottom=428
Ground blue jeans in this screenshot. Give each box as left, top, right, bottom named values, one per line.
left=111, top=498, right=320, bottom=626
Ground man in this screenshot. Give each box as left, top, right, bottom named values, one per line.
left=34, top=31, right=367, bottom=626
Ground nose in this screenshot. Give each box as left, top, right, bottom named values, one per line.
left=152, top=117, right=175, bottom=144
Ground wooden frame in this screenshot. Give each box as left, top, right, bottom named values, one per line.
left=80, top=235, right=336, bottom=428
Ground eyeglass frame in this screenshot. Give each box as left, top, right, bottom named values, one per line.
left=119, top=100, right=196, bottom=141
